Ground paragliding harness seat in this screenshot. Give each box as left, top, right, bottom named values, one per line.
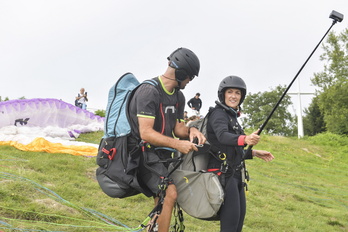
left=96, top=72, right=185, bottom=231
left=98, top=138, right=185, bottom=231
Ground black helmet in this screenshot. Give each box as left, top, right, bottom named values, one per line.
left=167, top=47, right=200, bottom=81
left=218, top=76, right=247, bottom=105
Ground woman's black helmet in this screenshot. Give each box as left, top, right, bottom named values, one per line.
left=167, top=47, right=200, bottom=81
left=218, top=76, right=247, bottom=105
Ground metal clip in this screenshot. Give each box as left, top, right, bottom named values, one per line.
left=195, top=144, right=204, bottom=147
left=220, top=161, right=228, bottom=173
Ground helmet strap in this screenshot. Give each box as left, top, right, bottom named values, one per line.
left=177, top=79, right=186, bottom=89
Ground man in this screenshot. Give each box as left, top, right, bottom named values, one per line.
left=128, top=47, right=206, bottom=232
left=187, top=92, right=202, bottom=116
left=75, top=88, right=88, bottom=109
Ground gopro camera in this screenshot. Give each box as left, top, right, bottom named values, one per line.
left=329, top=10, right=344, bottom=23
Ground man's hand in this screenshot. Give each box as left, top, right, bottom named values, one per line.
left=188, top=127, right=206, bottom=145
left=174, top=140, right=199, bottom=154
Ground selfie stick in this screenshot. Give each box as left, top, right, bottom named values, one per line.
left=245, top=10, right=343, bottom=156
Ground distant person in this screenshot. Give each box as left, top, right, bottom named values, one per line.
left=207, top=75, right=274, bottom=232
left=75, top=88, right=88, bottom=109
left=187, top=92, right=202, bottom=116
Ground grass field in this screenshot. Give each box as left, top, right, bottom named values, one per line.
left=0, top=131, right=347, bottom=231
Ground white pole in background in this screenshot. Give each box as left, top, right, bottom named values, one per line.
left=297, top=77, right=304, bottom=138
left=288, top=90, right=315, bottom=138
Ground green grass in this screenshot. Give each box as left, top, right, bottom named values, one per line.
left=0, top=132, right=347, bottom=231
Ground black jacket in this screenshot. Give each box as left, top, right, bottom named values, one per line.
left=207, top=105, right=252, bottom=172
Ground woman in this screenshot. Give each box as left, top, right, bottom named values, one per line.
left=207, top=75, right=274, bottom=232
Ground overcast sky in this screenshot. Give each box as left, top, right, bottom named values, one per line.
left=1, top=0, right=347, bottom=117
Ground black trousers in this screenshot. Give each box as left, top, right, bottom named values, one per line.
left=220, top=173, right=246, bottom=232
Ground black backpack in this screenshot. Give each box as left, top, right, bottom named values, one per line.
left=96, top=73, right=158, bottom=198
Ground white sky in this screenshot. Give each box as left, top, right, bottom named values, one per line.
left=1, top=0, right=347, bottom=117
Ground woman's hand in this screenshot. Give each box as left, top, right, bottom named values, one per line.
left=244, top=130, right=260, bottom=146
left=253, top=150, right=274, bottom=162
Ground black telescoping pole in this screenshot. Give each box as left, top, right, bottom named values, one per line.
left=244, top=10, right=343, bottom=157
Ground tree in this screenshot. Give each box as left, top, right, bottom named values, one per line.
left=241, top=85, right=296, bottom=136
left=0, top=96, right=9, bottom=102
left=318, top=81, right=348, bottom=134
left=311, top=29, right=348, bottom=134
left=303, top=96, right=325, bottom=136
left=312, top=29, right=348, bottom=90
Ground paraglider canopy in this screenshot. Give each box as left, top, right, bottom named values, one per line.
left=0, top=98, right=104, bottom=156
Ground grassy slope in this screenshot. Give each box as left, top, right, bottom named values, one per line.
left=0, top=132, right=347, bottom=231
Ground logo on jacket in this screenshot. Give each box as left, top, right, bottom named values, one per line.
left=164, top=106, right=176, bottom=114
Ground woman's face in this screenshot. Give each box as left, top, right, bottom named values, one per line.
left=224, top=88, right=241, bottom=109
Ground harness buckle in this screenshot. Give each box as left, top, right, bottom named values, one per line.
left=220, top=160, right=228, bottom=173
left=108, top=148, right=116, bottom=160
left=245, top=169, right=250, bottom=182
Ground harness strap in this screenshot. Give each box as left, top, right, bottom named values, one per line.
left=141, top=177, right=168, bottom=231
left=207, top=168, right=222, bottom=176
left=241, top=162, right=250, bottom=193
left=172, top=203, right=185, bottom=232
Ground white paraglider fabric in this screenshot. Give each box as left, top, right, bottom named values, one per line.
left=0, top=98, right=104, bottom=156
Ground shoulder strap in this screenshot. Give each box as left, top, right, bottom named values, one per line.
left=142, top=79, right=158, bottom=86
left=125, top=78, right=161, bottom=140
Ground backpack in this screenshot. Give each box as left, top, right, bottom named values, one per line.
left=171, top=108, right=225, bottom=220
left=96, top=72, right=157, bottom=198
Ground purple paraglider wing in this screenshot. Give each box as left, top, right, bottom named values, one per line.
left=0, top=98, right=104, bottom=156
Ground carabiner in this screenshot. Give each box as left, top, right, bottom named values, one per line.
left=219, top=153, right=227, bottom=160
